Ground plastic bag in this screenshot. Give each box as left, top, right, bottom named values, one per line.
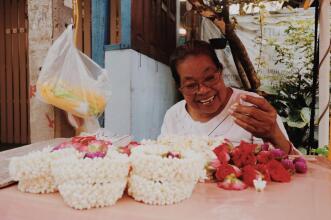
left=36, top=25, right=111, bottom=118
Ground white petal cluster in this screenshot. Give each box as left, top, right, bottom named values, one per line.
left=145, top=135, right=224, bottom=163
left=142, top=135, right=225, bottom=181
left=9, top=148, right=80, bottom=193
left=128, top=175, right=196, bottom=205
left=130, top=144, right=205, bottom=182
left=128, top=144, right=205, bottom=205
left=52, top=151, right=129, bottom=185
left=58, top=180, right=127, bottom=210
left=17, top=175, right=56, bottom=194
left=52, top=150, right=130, bottom=210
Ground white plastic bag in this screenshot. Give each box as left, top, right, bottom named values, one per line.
left=37, top=25, right=111, bottom=118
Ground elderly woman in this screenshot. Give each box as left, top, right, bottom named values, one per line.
left=161, top=40, right=297, bottom=154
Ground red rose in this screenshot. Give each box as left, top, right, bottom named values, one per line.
left=232, top=150, right=256, bottom=168
left=231, top=165, right=242, bottom=178
left=231, top=141, right=257, bottom=168
left=213, top=143, right=231, bottom=164
left=267, top=160, right=291, bottom=182
left=255, top=164, right=271, bottom=182
left=242, top=165, right=262, bottom=187
left=210, top=159, right=221, bottom=169
left=256, top=151, right=273, bottom=164
left=215, top=164, right=238, bottom=181
left=217, top=174, right=248, bottom=191
left=238, top=141, right=257, bottom=154
left=216, top=142, right=232, bottom=152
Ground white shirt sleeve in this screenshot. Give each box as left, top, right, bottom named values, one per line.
left=160, top=111, right=171, bottom=137
left=276, top=114, right=289, bottom=140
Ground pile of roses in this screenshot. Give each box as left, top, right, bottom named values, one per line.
left=210, top=140, right=307, bottom=190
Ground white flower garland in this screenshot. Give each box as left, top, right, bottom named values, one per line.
left=51, top=151, right=129, bottom=185
left=143, top=135, right=224, bottom=164
left=58, top=180, right=127, bottom=210
left=130, top=144, right=205, bottom=182
left=128, top=175, right=196, bottom=205
left=141, top=135, right=226, bottom=182
left=9, top=148, right=81, bottom=193
left=128, top=144, right=204, bottom=205
left=17, top=175, right=56, bottom=194
left=52, top=150, right=130, bottom=209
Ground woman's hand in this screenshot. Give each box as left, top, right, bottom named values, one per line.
left=229, top=94, right=291, bottom=153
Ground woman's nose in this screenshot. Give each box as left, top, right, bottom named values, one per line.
left=196, top=83, right=210, bottom=94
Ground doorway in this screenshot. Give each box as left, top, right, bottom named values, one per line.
left=0, top=0, right=30, bottom=147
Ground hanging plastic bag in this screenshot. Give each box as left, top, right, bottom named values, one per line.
left=36, top=25, right=111, bottom=118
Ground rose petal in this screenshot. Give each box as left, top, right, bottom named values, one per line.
left=217, top=174, right=247, bottom=190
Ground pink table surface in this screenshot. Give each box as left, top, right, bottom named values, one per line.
left=1, top=158, right=331, bottom=220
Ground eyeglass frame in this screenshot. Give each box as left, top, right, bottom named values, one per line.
left=178, top=69, right=222, bottom=95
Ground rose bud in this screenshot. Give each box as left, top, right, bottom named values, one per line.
left=270, top=149, right=286, bottom=160
left=294, top=161, right=307, bottom=174
left=85, top=151, right=106, bottom=159
left=293, top=157, right=306, bottom=165
left=281, top=159, right=295, bottom=174
left=261, top=143, right=270, bottom=151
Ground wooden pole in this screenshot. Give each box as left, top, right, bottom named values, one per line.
left=187, top=0, right=260, bottom=90
left=318, top=0, right=330, bottom=159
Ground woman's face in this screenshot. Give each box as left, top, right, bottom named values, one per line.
left=177, top=54, right=231, bottom=121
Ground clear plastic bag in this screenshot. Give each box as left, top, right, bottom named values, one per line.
left=37, top=25, right=111, bottom=118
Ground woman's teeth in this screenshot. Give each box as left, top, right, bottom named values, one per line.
left=199, top=96, right=215, bottom=105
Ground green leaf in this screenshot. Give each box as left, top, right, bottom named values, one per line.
left=304, top=94, right=312, bottom=106
left=258, top=85, right=278, bottom=95
left=280, top=116, right=287, bottom=123
left=286, top=120, right=307, bottom=128
left=286, top=117, right=307, bottom=128
left=298, top=147, right=307, bottom=155
left=300, top=107, right=311, bottom=123
left=311, top=146, right=329, bottom=157
left=280, top=90, right=288, bottom=98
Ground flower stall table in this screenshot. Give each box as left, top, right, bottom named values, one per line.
left=0, top=141, right=331, bottom=220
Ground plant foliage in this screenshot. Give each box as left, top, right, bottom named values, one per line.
left=260, top=20, right=317, bottom=152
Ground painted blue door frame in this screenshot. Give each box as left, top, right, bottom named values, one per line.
left=104, top=0, right=131, bottom=51
left=92, top=0, right=131, bottom=68
left=91, top=0, right=109, bottom=67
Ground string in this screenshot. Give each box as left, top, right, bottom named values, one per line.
left=208, top=114, right=231, bottom=136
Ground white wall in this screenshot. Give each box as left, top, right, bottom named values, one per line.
left=105, top=49, right=177, bottom=141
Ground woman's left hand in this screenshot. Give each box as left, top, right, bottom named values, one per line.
left=229, top=94, right=291, bottom=153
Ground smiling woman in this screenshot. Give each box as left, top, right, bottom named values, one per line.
left=161, top=40, right=298, bottom=155
left=175, top=54, right=232, bottom=122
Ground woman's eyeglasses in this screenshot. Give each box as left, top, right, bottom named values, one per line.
left=179, top=70, right=221, bottom=95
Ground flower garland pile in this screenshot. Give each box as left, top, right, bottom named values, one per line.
left=209, top=140, right=307, bottom=191
left=9, top=135, right=130, bottom=210
left=128, top=144, right=205, bottom=205
left=9, top=134, right=309, bottom=209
